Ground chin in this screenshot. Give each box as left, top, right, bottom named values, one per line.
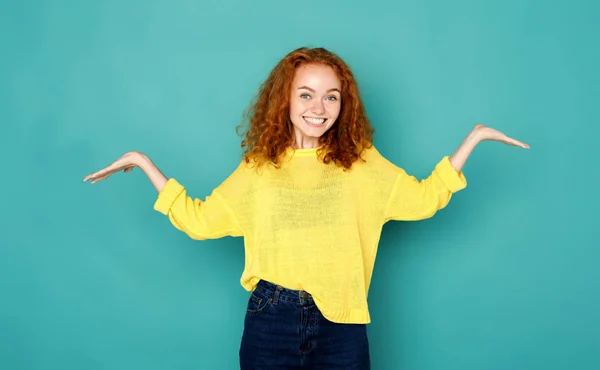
left=304, top=126, right=330, bottom=138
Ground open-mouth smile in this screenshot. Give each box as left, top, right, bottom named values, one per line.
left=303, top=116, right=327, bottom=127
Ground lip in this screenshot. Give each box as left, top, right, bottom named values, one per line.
left=303, top=116, right=328, bottom=127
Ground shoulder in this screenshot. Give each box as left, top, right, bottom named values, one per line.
left=222, top=156, right=279, bottom=184
left=357, top=145, right=401, bottom=173
left=360, top=145, right=383, bottom=161
left=348, top=145, right=409, bottom=187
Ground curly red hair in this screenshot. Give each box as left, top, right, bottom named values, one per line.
left=237, top=47, right=374, bottom=170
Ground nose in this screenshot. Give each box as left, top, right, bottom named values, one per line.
left=310, top=99, right=325, bottom=115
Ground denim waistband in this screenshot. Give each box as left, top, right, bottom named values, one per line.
left=253, top=279, right=315, bottom=307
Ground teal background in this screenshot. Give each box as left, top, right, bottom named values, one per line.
left=1, top=0, right=598, bottom=369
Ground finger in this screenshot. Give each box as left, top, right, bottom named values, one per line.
left=506, top=137, right=530, bottom=149
left=83, top=173, right=101, bottom=182
left=86, top=163, right=123, bottom=181
left=90, top=173, right=111, bottom=183
left=89, top=175, right=104, bottom=184
left=95, top=158, right=128, bottom=175
left=86, top=169, right=113, bottom=183
left=85, top=170, right=106, bottom=182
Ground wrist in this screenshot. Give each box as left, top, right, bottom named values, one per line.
left=132, top=152, right=152, bottom=168
left=467, top=129, right=483, bottom=146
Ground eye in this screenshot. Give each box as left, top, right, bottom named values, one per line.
left=300, top=93, right=311, bottom=99
left=326, top=95, right=338, bottom=101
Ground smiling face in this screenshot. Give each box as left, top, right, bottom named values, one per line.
left=288, top=64, right=342, bottom=149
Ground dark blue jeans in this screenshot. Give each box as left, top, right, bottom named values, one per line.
left=239, top=280, right=370, bottom=369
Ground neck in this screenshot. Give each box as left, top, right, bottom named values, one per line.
left=292, top=133, right=320, bottom=149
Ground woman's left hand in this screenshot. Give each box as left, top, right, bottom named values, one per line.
left=472, top=124, right=530, bottom=149
left=449, top=123, right=530, bottom=173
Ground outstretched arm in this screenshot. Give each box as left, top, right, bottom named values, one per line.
left=449, top=124, right=530, bottom=173
left=384, top=124, right=529, bottom=222
left=84, top=151, right=242, bottom=240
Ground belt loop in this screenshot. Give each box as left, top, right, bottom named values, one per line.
left=272, top=285, right=282, bottom=305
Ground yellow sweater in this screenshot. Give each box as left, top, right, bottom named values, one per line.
left=153, top=146, right=467, bottom=324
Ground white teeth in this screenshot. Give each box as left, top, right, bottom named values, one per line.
left=304, top=117, right=326, bottom=125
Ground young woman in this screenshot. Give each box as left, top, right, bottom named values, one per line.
left=84, top=47, right=529, bottom=369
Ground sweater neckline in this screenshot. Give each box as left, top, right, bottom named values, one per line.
left=286, top=146, right=322, bottom=156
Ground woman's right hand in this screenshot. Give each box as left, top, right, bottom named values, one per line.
left=83, top=151, right=145, bottom=184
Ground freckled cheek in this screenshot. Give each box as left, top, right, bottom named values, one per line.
left=290, top=100, right=310, bottom=115
left=289, top=103, right=300, bottom=116
left=326, top=103, right=341, bottom=118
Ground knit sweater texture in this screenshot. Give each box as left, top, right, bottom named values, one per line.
left=154, top=146, right=467, bottom=324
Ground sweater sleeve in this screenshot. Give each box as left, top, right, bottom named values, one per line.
left=383, top=156, right=467, bottom=222
left=153, top=178, right=243, bottom=240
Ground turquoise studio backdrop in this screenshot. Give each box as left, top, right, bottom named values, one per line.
left=1, top=0, right=598, bottom=369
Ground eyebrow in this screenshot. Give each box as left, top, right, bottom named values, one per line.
left=297, top=86, right=341, bottom=93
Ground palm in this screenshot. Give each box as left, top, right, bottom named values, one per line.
left=473, top=124, right=530, bottom=149
left=83, top=152, right=139, bottom=184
